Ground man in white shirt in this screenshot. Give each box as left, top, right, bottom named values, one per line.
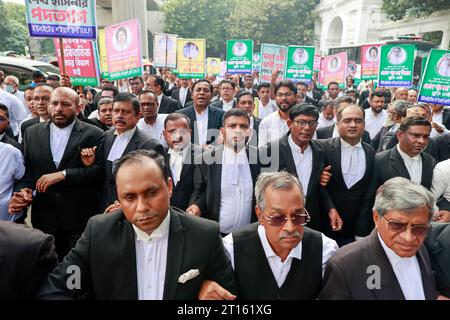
left=254, top=82, right=277, bottom=120
left=189, top=109, right=260, bottom=235
left=9, top=87, right=105, bottom=259
left=0, top=73, right=27, bottom=137
left=430, top=104, right=450, bottom=138
left=171, top=78, right=192, bottom=108
left=211, top=80, right=236, bottom=111
left=317, top=100, right=335, bottom=129
left=430, top=159, right=450, bottom=222
left=3, top=75, right=26, bottom=110
left=320, top=177, right=438, bottom=300
left=258, top=80, right=298, bottom=147
left=365, top=91, right=388, bottom=139
left=199, top=171, right=338, bottom=300
left=37, top=149, right=237, bottom=300
left=137, top=90, right=167, bottom=146
left=0, top=142, right=25, bottom=221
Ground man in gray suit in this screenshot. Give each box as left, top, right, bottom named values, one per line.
left=36, top=150, right=237, bottom=300
left=319, top=177, right=438, bottom=300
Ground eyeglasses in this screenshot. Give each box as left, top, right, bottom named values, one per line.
left=293, top=120, right=318, bottom=128
left=262, top=210, right=311, bottom=227
left=276, top=92, right=294, bottom=98
left=381, top=215, right=430, bottom=237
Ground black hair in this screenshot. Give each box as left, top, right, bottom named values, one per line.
left=399, top=116, right=432, bottom=132
left=274, top=80, right=298, bottom=95
left=0, top=103, right=9, bottom=118
left=236, top=91, right=253, bottom=103
left=113, top=93, right=141, bottom=115
left=289, top=104, right=319, bottom=121
left=257, top=82, right=270, bottom=92
left=164, top=112, right=191, bottom=129
left=222, top=108, right=250, bottom=126
left=191, top=79, right=213, bottom=93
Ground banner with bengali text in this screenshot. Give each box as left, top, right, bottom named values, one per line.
left=361, top=44, right=381, bottom=80
left=284, top=46, right=315, bottom=83
left=418, top=49, right=450, bottom=106
left=318, top=52, right=347, bottom=88
left=378, top=44, right=415, bottom=87
left=260, top=44, right=287, bottom=83
left=53, top=38, right=99, bottom=86
left=25, top=0, right=97, bottom=39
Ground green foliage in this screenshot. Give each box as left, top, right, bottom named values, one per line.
left=161, top=0, right=319, bottom=56
left=382, top=0, right=450, bottom=21
left=0, top=0, right=29, bottom=55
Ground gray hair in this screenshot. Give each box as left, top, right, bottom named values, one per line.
left=391, top=99, right=411, bottom=117
left=255, top=171, right=305, bottom=211
left=373, top=177, right=435, bottom=220
left=98, top=97, right=113, bottom=107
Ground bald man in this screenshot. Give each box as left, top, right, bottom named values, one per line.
left=9, top=87, right=105, bottom=259
left=395, top=87, right=408, bottom=101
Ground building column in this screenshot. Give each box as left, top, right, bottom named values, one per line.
left=111, top=0, right=149, bottom=57
left=440, top=26, right=450, bottom=49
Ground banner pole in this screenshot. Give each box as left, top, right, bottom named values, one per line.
left=59, top=38, right=66, bottom=75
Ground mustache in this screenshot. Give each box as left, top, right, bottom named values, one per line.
left=134, top=210, right=159, bottom=222
left=279, top=230, right=302, bottom=240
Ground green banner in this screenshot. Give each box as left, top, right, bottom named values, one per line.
left=226, top=39, right=253, bottom=74
left=378, top=44, right=415, bottom=87
left=418, top=49, right=450, bottom=106
left=284, top=46, right=315, bottom=83
left=421, top=56, right=428, bottom=78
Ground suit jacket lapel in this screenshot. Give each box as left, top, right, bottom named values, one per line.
left=41, top=122, right=57, bottom=171
left=117, top=216, right=138, bottom=299
left=163, top=210, right=186, bottom=300
left=366, top=230, right=405, bottom=300
left=123, top=129, right=140, bottom=156
left=416, top=246, right=437, bottom=300
left=207, top=106, right=215, bottom=130
left=420, top=154, right=433, bottom=188
left=212, top=147, right=223, bottom=219
left=350, top=142, right=374, bottom=189
left=308, top=142, right=323, bottom=196
left=58, top=119, right=82, bottom=170
left=390, top=147, right=410, bottom=179
left=280, top=135, right=297, bottom=175
left=330, top=138, right=345, bottom=188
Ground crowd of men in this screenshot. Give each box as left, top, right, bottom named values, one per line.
left=0, top=66, right=449, bottom=300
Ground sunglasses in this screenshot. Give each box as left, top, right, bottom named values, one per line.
left=262, top=210, right=310, bottom=227
left=381, top=215, right=430, bottom=237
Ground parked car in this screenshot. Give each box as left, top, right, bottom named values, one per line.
left=0, top=57, right=60, bottom=91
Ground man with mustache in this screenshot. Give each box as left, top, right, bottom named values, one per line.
left=319, top=177, right=439, bottom=300
left=9, top=87, right=105, bottom=259
left=36, top=150, right=237, bottom=300
left=99, top=93, right=165, bottom=211
left=198, top=171, right=337, bottom=300
left=358, top=117, right=436, bottom=237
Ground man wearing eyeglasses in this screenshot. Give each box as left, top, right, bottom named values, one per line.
left=319, top=177, right=439, bottom=300
left=259, top=104, right=332, bottom=233
left=198, top=171, right=337, bottom=300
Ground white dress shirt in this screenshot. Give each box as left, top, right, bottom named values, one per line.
left=179, top=87, right=189, bottom=107
left=340, top=138, right=366, bottom=189
left=168, top=146, right=189, bottom=186
left=50, top=120, right=76, bottom=168
left=194, top=107, right=209, bottom=146
left=365, top=109, right=388, bottom=139
left=0, top=89, right=28, bottom=136
left=317, top=112, right=335, bottom=129
left=157, top=94, right=163, bottom=108
left=222, top=99, right=234, bottom=112
left=0, top=142, right=25, bottom=221
left=332, top=124, right=340, bottom=138
left=378, top=233, right=425, bottom=300
left=397, top=145, right=422, bottom=184
left=431, top=159, right=450, bottom=202
left=223, top=225, right=338, bottom=286
left=288, top=135, right=313, bottom=193
left=137, top=114, right=168, bottom=147
left=107, top=127, right=137, bottom=165
left=257, top=99, right=277, bottom=119
left=258, top=111, right=289, bottom=147
left=133, top=211, right=170, bottom=300
left=219, top=147, right=253, bottom=234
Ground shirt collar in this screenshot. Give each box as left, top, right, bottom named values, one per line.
left=50, top=119, right=76, bottom=133
left=340, top=138, right=362, bottom=149
left=397, top=144, right=421, bottom=161
left=132, top=210, right=171, bottom=242
left=114, top=126, right=137, bottom=138
left=258, top=225, right=302, bottom=261
left=288, top=134, right=309, bottom=154
left=377, top=232, right=416, bottom=266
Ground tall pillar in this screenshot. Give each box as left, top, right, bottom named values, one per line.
left=440, top=26, right=450, bottom=50
left=111, top=0, right=149, bottom=57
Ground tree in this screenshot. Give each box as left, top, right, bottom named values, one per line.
left=226, top=0, right=318, bottom=49
left=161, top=0, right=235, bottom=57
left=0, top=0, right=29, bottom=55
left=382, top=0, right=450, bottom=21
